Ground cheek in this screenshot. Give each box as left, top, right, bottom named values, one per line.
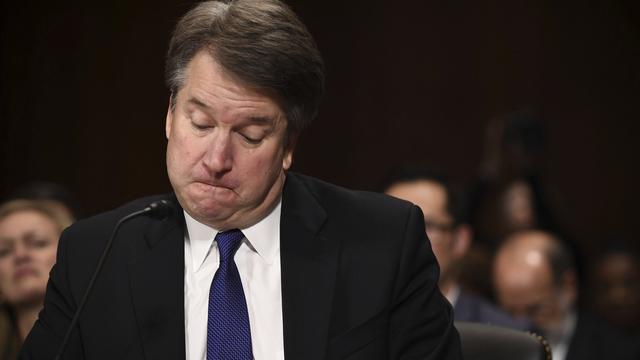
left=0, top=262, right=12, bottom=283
left=168, top=136, right=202, bottom=173
left=34, top=246, right=58, bottom=271
left=556, top=292, right=573, bottom=314
left=242, top=148, right=281, bottom=176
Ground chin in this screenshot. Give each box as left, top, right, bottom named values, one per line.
left=9, top=287, right=46, bottom=305
left=187, top=197, right=235, bottom=223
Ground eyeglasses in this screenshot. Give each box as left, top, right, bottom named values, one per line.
left=424, top=220, right=454, bottom=243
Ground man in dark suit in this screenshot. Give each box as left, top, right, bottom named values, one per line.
left=20, top=0, right=461, bottom=359
left=385, top=169, right=528, bottom=330
left=494, top=230, right=639, bottom=360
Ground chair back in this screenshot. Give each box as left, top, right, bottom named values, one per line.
left=455, top=321, right=552, bottom=360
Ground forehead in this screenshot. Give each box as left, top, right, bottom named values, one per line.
left=387, top=180, right=448, bottom=217
left=0, top=210, right=57, bottom=234
left=495, top=255, right=556, bottom=298
left=179, top=50, right=285, bottom=120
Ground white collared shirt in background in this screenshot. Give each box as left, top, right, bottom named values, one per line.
left=549, top=310, right=577, bottom=360
left=183, top=200, right=284, bottom=360
left=445, top=285, right=461, bottom=307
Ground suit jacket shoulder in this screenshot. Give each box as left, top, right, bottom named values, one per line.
left=20, top=193, right=186, bottom=360
left=286, top=172, right=417, bottom=229
left=282, top=173, right=462, bottom=360
left=454, top=290, right=531, bottom=331
left=64, top=194, right=174, bottom=240
left=566, top=312, right=640, bottom=360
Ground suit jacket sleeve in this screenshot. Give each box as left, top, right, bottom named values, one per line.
left=389, top=205, right=461, bottom=359
left=20, top=227, right=85, bottom=359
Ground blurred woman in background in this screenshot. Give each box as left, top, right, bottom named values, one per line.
left=0, top=200, right=73, bottom=359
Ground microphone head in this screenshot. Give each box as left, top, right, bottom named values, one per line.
left=146, top=199, right=173, bottom=219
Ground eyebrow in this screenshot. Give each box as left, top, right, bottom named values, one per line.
left=246, top=116, right=274, bottom=126
left=187, top=97, right=212, bottom=111
left=186, top=97, right=277, bottom=126
left=24, top=231, right=41, bottom=240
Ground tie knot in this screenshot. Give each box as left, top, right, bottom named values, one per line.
left=215, top=229, right=245, bottom=262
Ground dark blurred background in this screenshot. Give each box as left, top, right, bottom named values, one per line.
left=1, top=0, right=639, bottom=278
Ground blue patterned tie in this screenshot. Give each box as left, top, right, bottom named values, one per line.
left=207, top=229, right=253, bottom=360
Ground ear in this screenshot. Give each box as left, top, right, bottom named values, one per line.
left=165, top=94, right=174, bottom=140
left=452, top=224, right=472, bottom=258
left=282, top=134, right=298, bottom=170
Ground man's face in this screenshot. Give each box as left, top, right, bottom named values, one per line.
left=0, top=210, right=60, bottom=306
left=386, top=181, right=457, bottom=276
left=494, top=254, right=574, bottom=339
left=593, top=253, right=640, bottom=330
left=166, top=50, right=293, bottom=230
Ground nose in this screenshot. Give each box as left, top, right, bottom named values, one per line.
left=203, top=131, right=233, bottom=175
left=13, top=243, right=31, bottom=265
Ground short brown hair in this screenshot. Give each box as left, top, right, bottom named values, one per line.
left=0, top=199, right=74, bottom=232
left=165, top=0, right=324, bottom=138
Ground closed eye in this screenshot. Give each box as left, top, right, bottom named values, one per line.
left=190, top=120, right=212, bottom=132
left=240, top=133, right=263, bottom=145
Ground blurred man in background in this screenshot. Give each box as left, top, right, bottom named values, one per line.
left=592, top=244, right=640, bottom=335
left=493, top=230, right=638, bottom=360
left=386, top=169, right=528, bottom=330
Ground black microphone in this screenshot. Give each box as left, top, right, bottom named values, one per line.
left=54, top=199, right=173, bottom=360
left=145, top=199, right=173, bottom=219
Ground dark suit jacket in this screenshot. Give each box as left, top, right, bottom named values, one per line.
left=0, top=307, right=20, bottom=360
left=20, top=172, right=461, bottom=359
left=453, top=290, right=531, bottom=331
left=565, top=312, right=639, bottom=360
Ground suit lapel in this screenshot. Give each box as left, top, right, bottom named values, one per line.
left=127, top=200, right=186, bottom=360
left=281, top=174, right=339, bottom=360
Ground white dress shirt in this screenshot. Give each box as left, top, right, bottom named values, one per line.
left=444, top=285, right=461, bottom=307
left=183, top=200, right=284, bottom=360
left=549, top=310, right=577, bottom=360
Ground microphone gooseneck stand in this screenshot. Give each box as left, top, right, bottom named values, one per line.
left=54, top=200, right=172, bottom=360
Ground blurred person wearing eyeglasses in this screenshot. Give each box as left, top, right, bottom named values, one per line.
left=385, top=168, right=529, bottom=330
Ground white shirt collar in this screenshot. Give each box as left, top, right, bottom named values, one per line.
left=242, top=199, right=281, bottom=265
left=549, top=310, right=578, bottom=360
left=183, top=198, right=282, bottom=271
left=445, top=284, right=461, bottom=307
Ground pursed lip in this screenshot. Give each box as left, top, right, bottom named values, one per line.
left=193, top=180, right=237, bottom=191
left=14, top=267, right=38, bottom=280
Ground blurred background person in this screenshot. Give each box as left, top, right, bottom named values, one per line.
left=385, top=168, right=529, bottom=330
left=493, top=230, right=638, bottom=360
left=0, top=199, right=74, bottom=359
left=5, top=181, right=82, bottom=221
left=464, top=108, right=584, bottom=301
left=472, top=108, right=552, bottom=244
left=591, top=241, right=640, bottom=336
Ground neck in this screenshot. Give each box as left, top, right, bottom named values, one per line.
left=14, top=302, right=42, bottom=341
left=439, top=278, right=458, bottom=303
left=545, top=308, right=578, bottom=347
